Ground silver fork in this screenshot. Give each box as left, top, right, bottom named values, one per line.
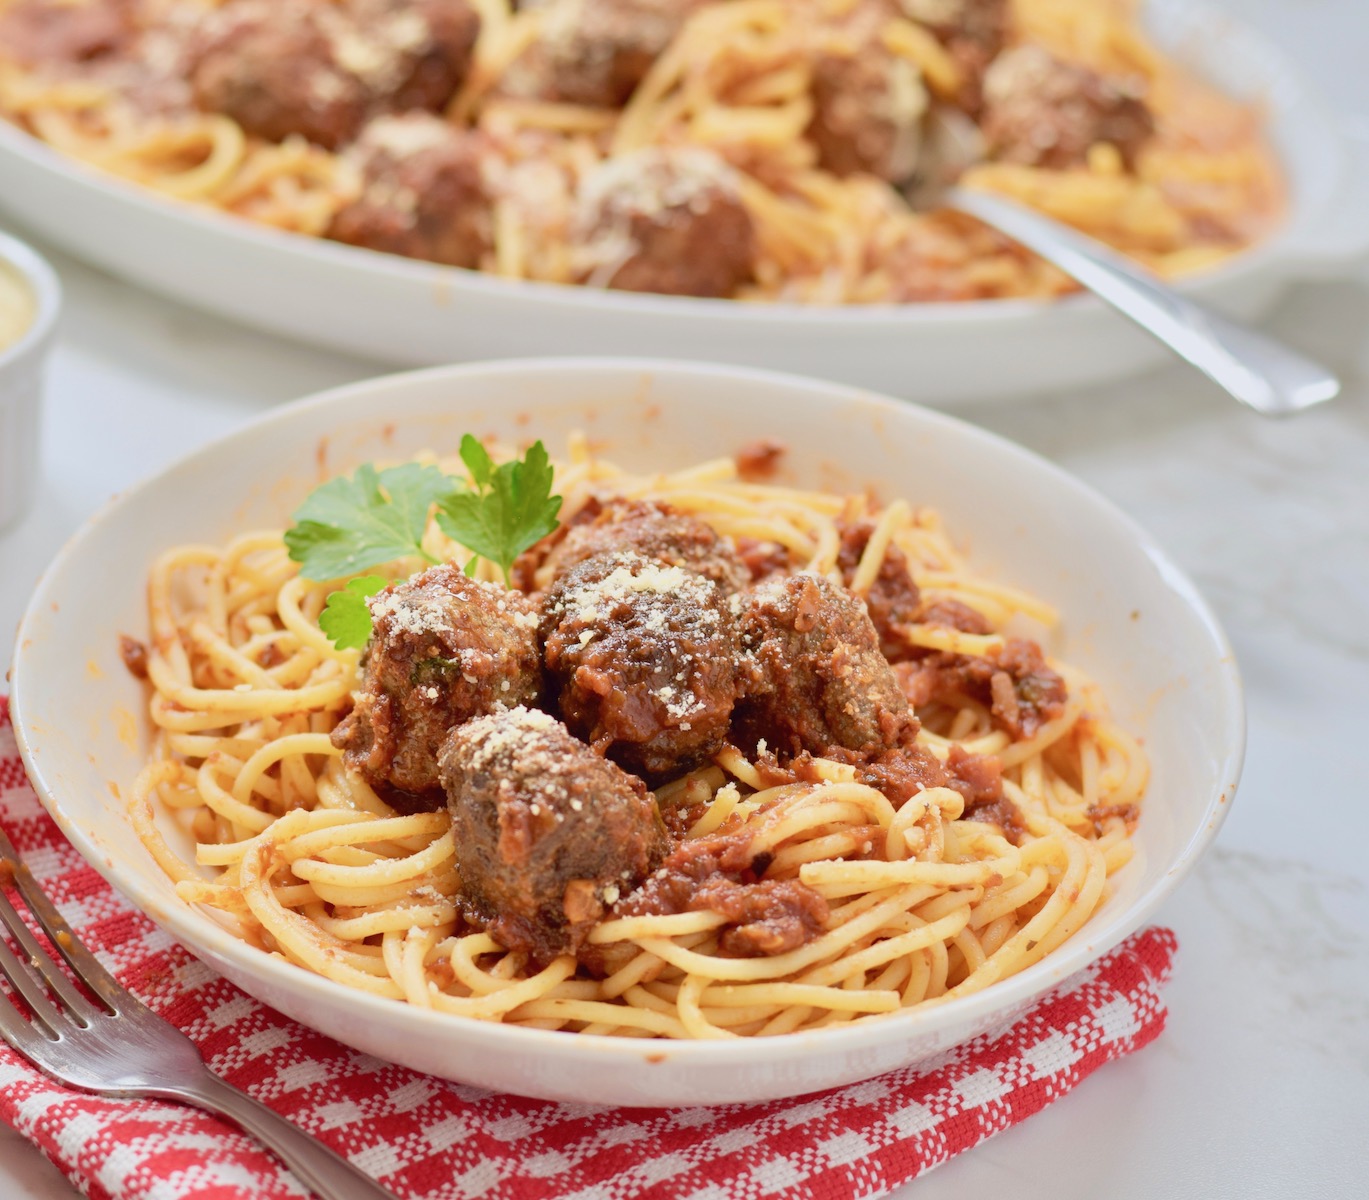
left=944, top=185, right=1341, bottom=417
left=0, top=825, right=399, bottom=1200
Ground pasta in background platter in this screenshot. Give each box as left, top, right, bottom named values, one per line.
left=0, top=0, right=1280, bottom=303
left=125, top=436, right=1148, bottom=1039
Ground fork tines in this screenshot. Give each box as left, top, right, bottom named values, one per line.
left=0, top=825, right=119, bottom=1045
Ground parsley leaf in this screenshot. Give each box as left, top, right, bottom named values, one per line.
left=284, top=463, right=458, bottom=581
left=318, top=576, right=388, bottom=650
left=458, top=434, right=495, bottom=490
left=437, top=440, right=562, bottom=582
left=284, top=440, right=562, bottom=640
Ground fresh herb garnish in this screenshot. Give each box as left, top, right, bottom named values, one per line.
left=317, top=575, right=388, bottom=651
left=458, top=433, right=497, bottom=489
left=284, top=463, right=457, bottom=581
left=435, top=436, right=562, bottom=584
left=284, top=440, right=562, bottom=649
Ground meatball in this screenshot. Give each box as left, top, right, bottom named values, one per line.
left=330, top=567, right=542, bottom=809
left=538, top=498, right=748, bottom=594
left=809, top=46, right=929, bottom=182
left=542, top=551, right=745, bottom=782
left=352, top=0, right=481, bottom=113
left=737, top=573, right=914, bottom=756
left=439, top=706, right=669, bottom=965
left=189, top=2, right=364, bottom=150
left=573, top=148, right=755, bottom=298
left=328, top=114, right=492, bottom=267
left=981, top=44, right=1154, bottom=170
left=501, top=0, right=709, bottom=108
left=190, top=0, right=480, bottom=150
left=0, top=0, right=135, bottom=67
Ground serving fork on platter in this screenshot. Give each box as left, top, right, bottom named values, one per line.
left=0, top=824, right=399, bottom=1200
left=945, top=187, right=1342, bottom=417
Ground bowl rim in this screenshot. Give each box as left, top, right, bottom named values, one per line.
left=10, top=357, right=1247, bottom=1070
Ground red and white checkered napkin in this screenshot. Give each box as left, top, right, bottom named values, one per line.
left=0, top=697, right=1177, bottom=1200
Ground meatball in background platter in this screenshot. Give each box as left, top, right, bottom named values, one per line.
left=329, top=113, right=493, bottom=268
left=571, top=147, right=756, bottom=298
left=189, top=0, right=481, bottom=150
left=980, top=44, right=1154, bottom=170
left=499, top=0, right=713, bottom=109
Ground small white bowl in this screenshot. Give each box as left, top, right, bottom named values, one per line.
left=0, top=229, right=60, bottom=530
left=9, top=359, right=1245, bottom=1106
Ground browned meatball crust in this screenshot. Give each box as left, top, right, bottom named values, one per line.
left=439, top=706, right=669, bottom=966
left=573, top=148, right=755, bottom=298
left=191, top=2, right=368, bottom=149
left=190, top=0, right=480, bottom=150
left=542, top=551, right=745, bottom=782
left=330, top=567, right=542, bottom=809
left=539, top=498, right=748, bottom=594
left=981, top=44, right=1154, bottom=170
left=501, top=0, right=709, bottom=108
left=737, top=573, right=915, bottom=756
left=356, top=0, right=481, bottom=113
left=328, top=114, right=492, bottom=267
left=808, top=21, right=929, bottom=183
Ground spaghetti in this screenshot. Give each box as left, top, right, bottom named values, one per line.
left=0, top=0, right=1281, bottom=302
left=126, top=436, right=1148, bottom=1038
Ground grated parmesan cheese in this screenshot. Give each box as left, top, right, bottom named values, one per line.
left=358, top=113, right=453, bottom=162
left=460, top=705, right=560, bottom=775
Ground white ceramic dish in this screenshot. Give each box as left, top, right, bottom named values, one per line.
left=10, top=358, right=1244, bottom=1106
left=1, top=1, right=1365, bottom=405
left=0, top=228, right=61, bottom=530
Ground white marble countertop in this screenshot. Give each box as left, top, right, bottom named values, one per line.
left=3, top=3, right=1368, bottom=1196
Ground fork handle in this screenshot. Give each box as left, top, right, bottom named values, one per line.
left=945, top=186, right=1341, bottom=417
left=150, top=1073, right=400, bottom=1200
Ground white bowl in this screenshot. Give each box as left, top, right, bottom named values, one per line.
left=0, top=0, right=1364, bottom=404
left=0, top=229, right=60, bottom=530
left=9, top=359, right=1244, bottom=1106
